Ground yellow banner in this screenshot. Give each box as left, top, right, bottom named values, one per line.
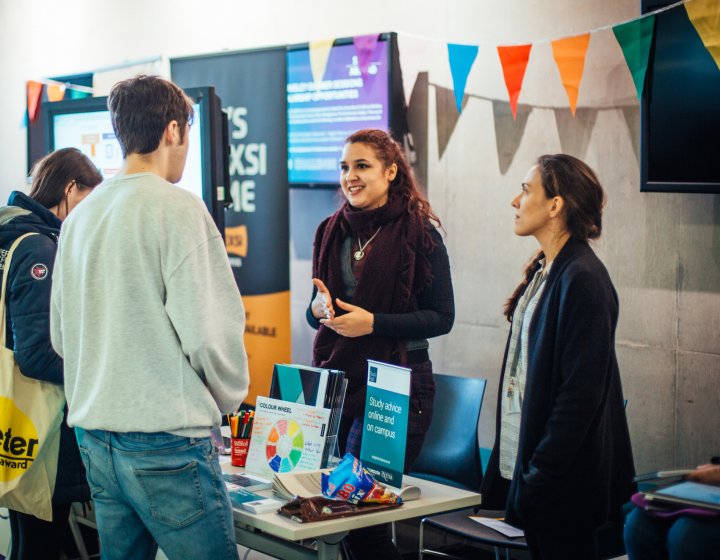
left=242, top=291, right=291, bottom=406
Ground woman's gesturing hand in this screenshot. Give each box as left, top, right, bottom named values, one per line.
left=320, top=298, right=374, bottom=338
left=311, top=278, right=335, bottom=320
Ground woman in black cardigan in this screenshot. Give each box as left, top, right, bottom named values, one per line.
left=480, top=154, right=635, bottom=560
left=1, top=148, right=101, bottom=560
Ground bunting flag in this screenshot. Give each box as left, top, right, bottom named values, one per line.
left=685, top=0, right=720, bottom=71
left=447, top=43, right=479, bottom=113
left=353, top=33, right=381, bottom=77
left=398, top=33, right=433, bottom=106
left=613, top=16, right=655, bottom=99
left=492, top=100, right=531, bottom=174
left=68, top=88, right=92, bottom=100
left=309, top=38, right=335, bottom=85
left=497, top=44, right=532, bottom=120
left=435, top=85, right=463, bottom=158
left=46, top=83, right=66, bottom=102
left=27, top=81, right=44, bottom=123
left=551, top=33, right=591, bottom=116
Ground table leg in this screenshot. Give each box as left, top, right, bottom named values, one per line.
left=317, top=532, right=346, bottom=560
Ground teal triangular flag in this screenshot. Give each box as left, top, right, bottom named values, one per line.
left=447, top=43, right=479, bottom=113
left=68, top=87, right=91, bottom=100
left=613, top=15, right=655, bottom=99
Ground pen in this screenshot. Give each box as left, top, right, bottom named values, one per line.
left=240, top=412, right=250, bottom=439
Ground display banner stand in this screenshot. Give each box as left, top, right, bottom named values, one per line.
left=359, top=360, right=410, bottom=488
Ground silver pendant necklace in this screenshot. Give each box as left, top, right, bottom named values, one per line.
left=354, top=226, right=382, bottom=261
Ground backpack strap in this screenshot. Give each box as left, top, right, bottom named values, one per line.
left=0, top=233, right=39, bottom=344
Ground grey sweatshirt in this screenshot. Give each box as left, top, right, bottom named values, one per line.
left=51, top=173, right=249, bottom=437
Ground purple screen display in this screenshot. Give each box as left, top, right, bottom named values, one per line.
left=287, top=40, right=389, bottom=184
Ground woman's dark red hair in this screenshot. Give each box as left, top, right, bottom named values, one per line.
left=345, top=129, right=441, bottom=229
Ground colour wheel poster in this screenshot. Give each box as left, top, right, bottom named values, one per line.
left=245, top=397, right=330, bottom=479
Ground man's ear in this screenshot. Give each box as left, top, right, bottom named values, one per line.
left=163, top=120, right=179, bottom=145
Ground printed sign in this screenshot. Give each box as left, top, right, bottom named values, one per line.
left=0, top=397, right=40, bottom=481
left=359, top=360, right=410, bottom=488
left=245, top=397, right=331, bottom=480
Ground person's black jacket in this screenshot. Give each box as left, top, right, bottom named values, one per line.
left=481, top=238, right=635, bottom=530
left=0, top=191, right=90, bottom=505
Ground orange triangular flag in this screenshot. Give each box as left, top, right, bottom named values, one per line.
left=686, top=0, right=720, bottom=71
left=46, top=83, right=66, bottom=102
left=497, top=44, right=532, bottom=120
left=27, top=81, right=44, bottom=123
left=551, top=33, right=591, bottom=116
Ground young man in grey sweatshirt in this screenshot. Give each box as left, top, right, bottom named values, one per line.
left=50, top=75, right=249, bottom=560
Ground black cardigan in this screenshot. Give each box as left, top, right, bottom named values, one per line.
left=481, top=238, right=635, bottom=530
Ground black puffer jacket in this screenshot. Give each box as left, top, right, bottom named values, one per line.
left=0, top=191, right=90, bottom=505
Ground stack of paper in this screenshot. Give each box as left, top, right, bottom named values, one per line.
left=226, top=486, right=284, bottom=514
left=272, top=469, right=327, bottom=501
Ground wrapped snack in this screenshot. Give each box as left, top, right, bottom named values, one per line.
left=321, top=453, right=402, bottom=505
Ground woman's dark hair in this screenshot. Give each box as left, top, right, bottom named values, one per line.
left=29, top=147, right=102, bottom=209
left=503, top=154, right=605, bottom=321
left=345, top=129, right=441, bottom=228
left=107, top=75, right=194, bottom=157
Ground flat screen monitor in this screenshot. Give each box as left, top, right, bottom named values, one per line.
left=641, top=1, right=720, bottom=193
left=286, top=36, right=392, bottom=187
left=43, top=87, right=228, bottom=231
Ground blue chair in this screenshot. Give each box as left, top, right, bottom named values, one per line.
left=408, top=373, right=487, bottom=492
left=409, top=374, right=526, bottom=559
left=418, top=397, right=631, bottom=559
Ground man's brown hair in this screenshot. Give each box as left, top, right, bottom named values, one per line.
left=107, top=75, right=194, bottom=158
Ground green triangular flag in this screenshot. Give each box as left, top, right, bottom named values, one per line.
left=613, top=15, right=655, bottom=99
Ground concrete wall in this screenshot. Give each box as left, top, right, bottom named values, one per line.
left=0, top=0, right=717, bottom=474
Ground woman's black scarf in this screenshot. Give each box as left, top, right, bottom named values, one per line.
left=311, top=193, right=434, bottom=417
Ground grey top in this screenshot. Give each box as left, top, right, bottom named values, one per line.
left=51, top=173, right=249, bottom=437
left=499, top=261, right=551, bottom=479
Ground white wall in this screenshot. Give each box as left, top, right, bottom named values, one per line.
left=0, top=0, right=636, bottom=194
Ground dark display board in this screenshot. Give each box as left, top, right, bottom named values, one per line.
left=41, top=87, right=228, bottom=233
left=287, top=33, right=408, bottom=188
left=171, top=47, right=290, bottom=404
left=641, top=1, right=720, bottom=193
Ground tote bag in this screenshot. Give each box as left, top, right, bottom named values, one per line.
left=0, top=232, right=65, bottom=521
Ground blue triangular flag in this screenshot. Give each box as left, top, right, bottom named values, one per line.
left=447, top=43, right=479, bottom=113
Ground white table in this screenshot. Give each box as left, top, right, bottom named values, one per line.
left=222, top=460, right=482, bottom=560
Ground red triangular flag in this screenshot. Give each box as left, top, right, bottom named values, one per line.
left=497, top=44, right=532, bottom=120
left=27, top=81, right=44, bottom=123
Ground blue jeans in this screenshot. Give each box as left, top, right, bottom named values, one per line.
left=624, top=507, right=720, bottom=560
left=76, top=429, right=238, bottom=560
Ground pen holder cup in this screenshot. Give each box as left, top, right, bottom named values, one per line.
left=231, top=438, right=250, bottom=467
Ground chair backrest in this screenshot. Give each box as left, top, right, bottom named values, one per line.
left=408, top=373, right=487, bottom=492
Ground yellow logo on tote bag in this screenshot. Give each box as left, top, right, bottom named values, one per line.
left=0, top=397, right=40, bottom=481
